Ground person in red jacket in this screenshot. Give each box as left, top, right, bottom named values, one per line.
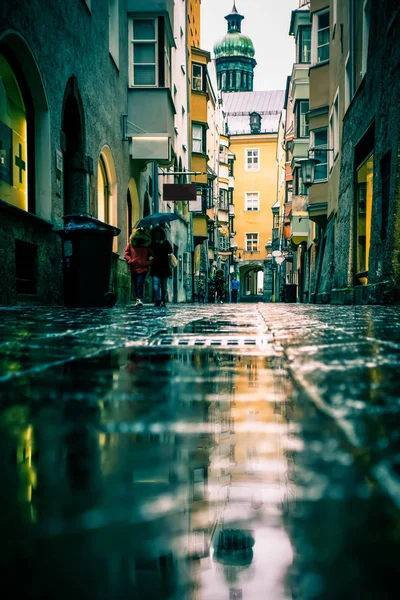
left=124, top=229, right=153, bottom=306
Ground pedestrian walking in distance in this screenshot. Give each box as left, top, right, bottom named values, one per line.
left=124, top=229, right=153, bottom=306
left=231, top=276, right=240, bottom=303
left=150, top=225, right=173, bottom=307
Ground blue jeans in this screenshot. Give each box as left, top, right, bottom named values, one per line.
left=131, top=271, right=146, bottom=300
left=153, top=276, right=168, bottom=303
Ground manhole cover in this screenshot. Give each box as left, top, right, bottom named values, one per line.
left=148, top=334, right=270, bottom=350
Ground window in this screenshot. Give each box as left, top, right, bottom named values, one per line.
left=0, top=53, right=28, bottom=212
left=245, top=148, right=259, bottom=171
left=192, top=63, right=204, bottom=91
left=314, top=10, right=330, bottom=63
left=192, top=123, right=205, bottom=154
left=356, top=154, right=374, bottom=276
left=246, top=233, right=259, bottom=252
left=296, top=100, right=309, bottom=138
left=219, top=189, right=229, bottom=210
left=130, top=18, right=171, bottom=88
left=109, top=0, right=119, bottom=66
left=245, top=192, right=259, bottom=211
left=298, top=26, right=311, bottom=63
left=329, top=92, right=339, bottom=169
left=219, top=145, right=228, bottom=164
left=132, top=19, right=157, bottom=85
left=228, top=158, right=234, bottom=177
left=293, top=167, right=308, bottom=196
left=97, top=156, right=110, bottom=223
left=219, top=233, right=229, bottom=252
left=312, top=128, right=328, bottom=181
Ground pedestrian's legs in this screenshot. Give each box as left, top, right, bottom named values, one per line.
left=136, top=272, right=146, bottom=300
left=161, top=277, right=168, bottom=303
left=131, top=272, right=138, bottom=300
left=153, top=276, right=162, bottom=304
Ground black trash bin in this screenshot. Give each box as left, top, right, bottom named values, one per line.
left=62, top=215, right=120, bottom=307
left=284, top=283, right=297, bottom=303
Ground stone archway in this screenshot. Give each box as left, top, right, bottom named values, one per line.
left=62, top=77, right=86, bottom=216
left=239, top=262, right=264, bottom=301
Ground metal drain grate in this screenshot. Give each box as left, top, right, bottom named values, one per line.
left=148, top=335, right=269, bottom=349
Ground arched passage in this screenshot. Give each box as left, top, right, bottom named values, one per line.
left=62, top=77, right=86, bottom=216
left=239, top=263, right=264, bottom=301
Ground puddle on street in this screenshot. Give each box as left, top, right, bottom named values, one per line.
left=0, top=343, right=399, bottom=599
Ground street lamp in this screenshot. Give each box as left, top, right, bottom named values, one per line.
left=296, top=157, right=320, bottom=188
left=296, top=147, right=334, bottom=187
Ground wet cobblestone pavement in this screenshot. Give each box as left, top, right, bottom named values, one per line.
left=0, top=303, right=400, bottom=599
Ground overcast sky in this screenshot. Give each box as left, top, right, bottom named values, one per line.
left=200, top=0, right=299, bottom=92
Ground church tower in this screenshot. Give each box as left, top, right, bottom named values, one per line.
left=214, top=2, right=257, bottom=92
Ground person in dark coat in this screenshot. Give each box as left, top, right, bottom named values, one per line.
left=150, top=226, right=173, bottom=307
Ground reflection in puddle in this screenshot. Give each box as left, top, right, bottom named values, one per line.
left=2, top=339, right=399, bottom=599
left=0, top=347, right=295, bottom=599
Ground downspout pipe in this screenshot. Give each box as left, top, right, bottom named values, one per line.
left=153, top=161, right=159, bottom=213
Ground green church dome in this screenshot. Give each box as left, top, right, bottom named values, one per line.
left=214, top=32, right=255, bottom=59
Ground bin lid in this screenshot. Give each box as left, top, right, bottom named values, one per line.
left=63, top=214, right=120, bottom=236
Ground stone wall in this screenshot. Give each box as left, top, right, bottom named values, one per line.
left=0, top=0, right=131, bottom=306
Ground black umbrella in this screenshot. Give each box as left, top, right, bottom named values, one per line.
left=135, top=212, right=179, bottom=228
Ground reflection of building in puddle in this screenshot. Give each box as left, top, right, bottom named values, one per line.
left=203, top=355, right=296, bottom=597
left=0, top=404, right=37, bottom=524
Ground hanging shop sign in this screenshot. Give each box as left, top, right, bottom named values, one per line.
left=163, top=183, right=197, bottom=202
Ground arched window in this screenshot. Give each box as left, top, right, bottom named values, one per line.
left=97, top=155, right=109, bottom=223
left=0, top=53, right=28, bottom=211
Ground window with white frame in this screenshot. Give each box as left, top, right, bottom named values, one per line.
left=246, top=233, right=259, bottom=252
left=245, top=192, right=260, bottom=211
left=297, top=26, right=311, bottom=63
left=130, top=18, right=171, bottom=87
left=245, top=148, right=259, bottom=171
left=312, top=128, right=328, bottom=181
left=296, top=100, right=309, bottom=138
left=192, top=123, right=205, bottom=154
left=313, top=10, right=330, bottom=63
left=329, top=92, right=339, bottom=169
left=192, top=63, right=204, bottom=91
left=131, top=19, right=157, bottom=85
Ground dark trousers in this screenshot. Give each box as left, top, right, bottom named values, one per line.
left=131, top=271, right=146, bottom=300
left=153, top=275, right=168, bottom=303
left=231, top=289, right=238, bottom=303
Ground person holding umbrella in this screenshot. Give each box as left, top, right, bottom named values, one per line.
left=150, top=225, right=173, bottom=307
left=124, top=228, right=153, bottom=306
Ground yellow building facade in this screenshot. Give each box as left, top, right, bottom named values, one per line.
left=223, top=91, right=285, bottom=300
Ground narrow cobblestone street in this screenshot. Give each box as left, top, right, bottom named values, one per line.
left=1, top=303, right=400, bottom=599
